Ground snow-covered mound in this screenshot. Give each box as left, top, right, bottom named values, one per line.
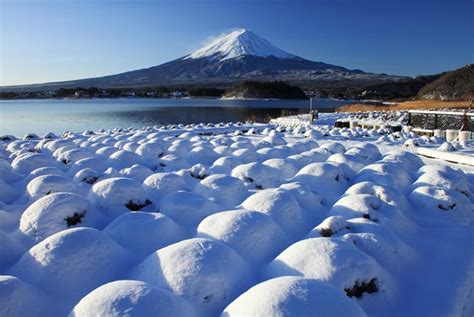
left=265, top=238, right=388, bottom=298
left=88, top=177, right=155, bottom=221
left=103, top=212, right=187, bottom=257
left=159, top=191, right=220, bottom=228
left=131, top=238, right=251, bottom=316
left=0, top=275, right=59, bottom=316
left=194, top=174, right=248, bottom=209
left=222, top=276, right=366, bottom=317
left=19, top=192, right=105, bottom=244
left=197, top=209, right=291, bottom=265
left=0, top=118, right=473, bottom=316
left=10, top=228, right=132, bottom=312
left=241, top=188, right=309, bottom=237
left=70, top=280, right=196, bottom=317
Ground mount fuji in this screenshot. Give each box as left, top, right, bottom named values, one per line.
left=5, top=29, right=404, bottom=91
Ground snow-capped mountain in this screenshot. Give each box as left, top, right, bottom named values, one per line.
left=3, top=29, right=404, bottom=91
left=186, top=29, right=296, bottom=61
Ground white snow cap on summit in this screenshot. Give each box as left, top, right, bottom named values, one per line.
left=186, top=29, right=296, bottom=61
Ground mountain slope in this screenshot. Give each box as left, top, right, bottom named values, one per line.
left=1, top=29, right=405, bottom=91
left=358, top=73, right=443, bottom=100
left=417, top=64, right=474, bottom=101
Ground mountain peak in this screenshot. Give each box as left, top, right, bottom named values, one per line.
left=186, top=29, right=296, bottom=61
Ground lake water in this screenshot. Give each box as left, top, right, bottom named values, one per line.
left=0, top=98, right=353, bottom=136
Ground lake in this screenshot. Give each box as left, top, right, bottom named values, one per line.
left=0, top=98, right=353, bottom=136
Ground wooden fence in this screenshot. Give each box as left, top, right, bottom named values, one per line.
left=407, top=110, right=474, bottom=131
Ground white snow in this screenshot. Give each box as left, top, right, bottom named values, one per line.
left=186, top=29, right=296, bottom=61
left=0, top=116, right=473, bottom=316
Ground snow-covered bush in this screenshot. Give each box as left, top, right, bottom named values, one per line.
left=222, top=276, right=366, bottom=317
left=131, top=238, right=252, bottom=316
left=159, top=191, right=220, bottom=228
left=262, top=158, right=298, bottom=179
left=292, top=162, right=351, bottom=206
left=25, top=174, right=80, bottom=201
left=232, top=148, right=259, bottom=163
left=356, top=162, right=413, bottom=193
left=143, top=172, right=187, bottom=204
left=241, top=188, right=308, bottom=237
left=266, top=238, right=387, bottom=299
left=278, top=182, right=326, bottom=224
left=408, top=186, right=474, bottom=226
left=11, top=153, right=60, bottom=176
left=194, top=174, right=249, bottom=208
left=67, top=157, right=107, bottom=176
left=159, top=153, right=189, bottom=171
left=210, top=156, right=243, bottom=174
left=106, top=150, right=147, bottom=170
left=103, top=212, right=187, bottom=257
left=11, top=228, right=132, bottom=309
left=70, top=280, right=197, bottom=317
left=19, top=192, right=105, bottom=243
left=88, top=177, right=155, bottom=220
left=0, top=229, right=23, bottom=270
left=119, top=164, right=154, bottom=182
left=197, top=209, right=291, bottom=265
left=0, top=275, right=58, bottom=316
left=231, top=162, right=281, bottom=189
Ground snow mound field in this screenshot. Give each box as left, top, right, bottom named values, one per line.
left=0, top=120, right=473, bottom=316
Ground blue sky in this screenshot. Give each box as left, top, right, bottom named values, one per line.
left=1, top=0, right=473, bottom=86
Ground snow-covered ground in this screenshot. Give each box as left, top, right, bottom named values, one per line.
left=1, top=115, right=473, bottom=317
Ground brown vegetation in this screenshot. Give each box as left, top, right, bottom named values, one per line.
left=336, top=100, right=472, bottom=113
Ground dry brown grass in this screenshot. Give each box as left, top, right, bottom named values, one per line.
left=336, top=100, right=472, bottom=112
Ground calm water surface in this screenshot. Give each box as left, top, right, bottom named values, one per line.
left=0, top=98, right=353, bottom=136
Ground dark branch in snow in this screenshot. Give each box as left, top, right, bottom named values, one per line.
left=125, top=199, right=152, bottom=211
left=82, top=176, right=98, bottom=184
left=345, top=278, right=378, bottom=299
left=65, top=211, right=86, bottom=227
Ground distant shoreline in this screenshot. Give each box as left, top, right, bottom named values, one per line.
left=0, top=96, right=346, bottom=102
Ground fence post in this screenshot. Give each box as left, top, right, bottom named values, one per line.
left=434, top=114, right=438, bottom=129
left=461, top=111, right=468, bottom=131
